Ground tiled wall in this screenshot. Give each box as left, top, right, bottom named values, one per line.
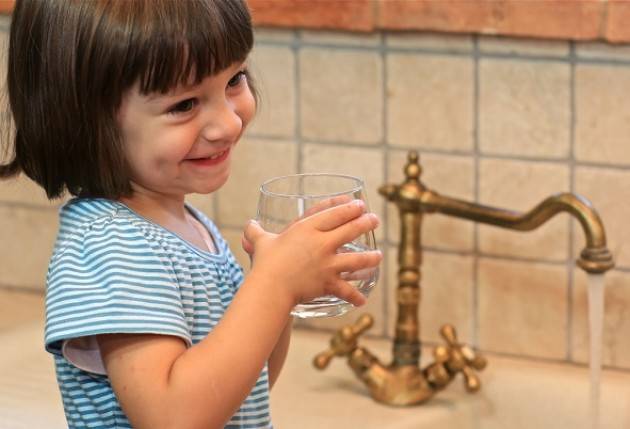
left=225, top=29, right=630, bottom=371
left=1, top=22, right=629, bottom=371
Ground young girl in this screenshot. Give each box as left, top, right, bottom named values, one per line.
left=0, top=1, right=381, bottom=428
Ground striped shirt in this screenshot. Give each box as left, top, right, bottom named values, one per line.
left=44, top=198, right=272, bottom=428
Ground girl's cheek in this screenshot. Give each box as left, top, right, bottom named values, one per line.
left=239, top=91, right=256, bottom=129
left=162, top=128, right=197, bottom=157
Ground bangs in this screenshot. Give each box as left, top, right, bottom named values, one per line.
left=118, top=0, right=253, bottom=94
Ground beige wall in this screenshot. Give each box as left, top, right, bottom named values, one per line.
left=1, top=23, right=629, bottom=370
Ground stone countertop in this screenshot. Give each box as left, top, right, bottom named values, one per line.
left=1, top=288, right=630, bottom=429
left=271, top=328, right=630, bottom=429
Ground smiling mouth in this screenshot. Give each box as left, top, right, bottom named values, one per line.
left=186, top=148, right=230, bottom=166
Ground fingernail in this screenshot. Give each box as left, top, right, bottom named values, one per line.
left=352, top=199, right=365, bottom=209
left=368, top=213, right=380, bottom=226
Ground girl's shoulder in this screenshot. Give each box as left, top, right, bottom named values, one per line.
left=51, top=198, right=156, bottom=265
left=57, top=197, right=141, bottom=241
left=59, top=197, right=124, bottom=224
left=55, top=198, right=231, bottom=263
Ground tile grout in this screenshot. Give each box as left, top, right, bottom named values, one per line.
left=567, top=41, right=577, bottom=362
left=379, top=32, right=390, bottom=338
left=243, top=134, right=630, bottom=171
left=472, top=35, right=481, bottom=348
left=294, top=30, right=303, bottom=174
left=256, top=32, right=630, bottom=67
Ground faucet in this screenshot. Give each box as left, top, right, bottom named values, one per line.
left=313, top=150, right=615, bottom=406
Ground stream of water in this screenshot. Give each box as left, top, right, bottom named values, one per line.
left=587, top=273, right=605, bottom=429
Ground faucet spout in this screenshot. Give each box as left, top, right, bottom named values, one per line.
left=421, top=190, right=614, bottom=273
left=379, top=151, right=614, bottom=274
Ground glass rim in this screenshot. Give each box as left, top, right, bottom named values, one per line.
left=259, top=173, right=365, bottom=199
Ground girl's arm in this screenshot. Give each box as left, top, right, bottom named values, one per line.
left=98, top=272, right=294, bottom=429
left=242, top=233, right=293, bottom=390
left=268, top=318, right=292, bottom=388
left=97, top=201, right=381, bottom=429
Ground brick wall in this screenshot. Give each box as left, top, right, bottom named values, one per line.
left=3, top=1, right=630, bottom=42
left=248, top=0, right=630, bottom=43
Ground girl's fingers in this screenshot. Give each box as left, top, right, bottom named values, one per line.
left=241, top=236, right=254, bottom=255
left=279, top=196, right=354, bottom=234
left=301, top=195, right=353, bottom=219
left=334, top=250, right=382, bottom=274
left=243, top=220, right=267, bottom=246
left=329, top=212, right=380, bottom=247
left=330, top=279, right=367, bottom=308
left=340, top=268, right=377, bottom=282
left=308, top=199, right=367, bottom=232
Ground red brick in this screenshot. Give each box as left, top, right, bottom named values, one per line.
left=605, top=0, right=630, bottom=43
left=0, top=0, right=617, bottom=43
left=377, top=0, right=603, bottom=41
left=0, top=0, right=14, bottom=14
left=248, top=0, right=375, bottom=32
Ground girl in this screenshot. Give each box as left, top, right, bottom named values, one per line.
left=0, top=1, right=382, bottom=428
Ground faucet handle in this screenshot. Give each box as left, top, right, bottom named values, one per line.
left=435, top=324, right=487, bottom=392
left=313, top=313, right=374, bottom=370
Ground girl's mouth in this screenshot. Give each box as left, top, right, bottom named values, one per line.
left=186, top=148, right=230, bottom=167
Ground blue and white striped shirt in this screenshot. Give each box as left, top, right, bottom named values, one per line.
left=44, top=198, right=271, bottom=428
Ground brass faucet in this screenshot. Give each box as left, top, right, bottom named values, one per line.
left=314, top=150, right=615, bottom=406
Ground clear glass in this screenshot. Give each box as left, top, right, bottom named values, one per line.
left=256, top=173, right=379, bottom=318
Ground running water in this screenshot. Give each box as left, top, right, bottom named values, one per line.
left=587, top=273, right=605, bottom=429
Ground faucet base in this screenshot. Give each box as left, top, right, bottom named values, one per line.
left=364, top=364, right=434, bottom=406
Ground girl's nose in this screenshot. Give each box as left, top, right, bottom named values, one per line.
left=201, top=102, right=243, bottom=143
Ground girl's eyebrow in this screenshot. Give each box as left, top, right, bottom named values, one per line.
left=146, top=92, right=174, bottom=103
left=145, top=87, right=195, bottom=103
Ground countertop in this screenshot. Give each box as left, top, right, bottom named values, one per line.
left=2, top=300, right=630, bottom=429
left=271, top=329, right=630, bottom=429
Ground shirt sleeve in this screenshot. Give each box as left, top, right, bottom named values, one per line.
left=44, top=215, right=192, bottom=362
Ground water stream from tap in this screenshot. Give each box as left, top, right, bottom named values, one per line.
left=587, top=273, right=605, bottom=429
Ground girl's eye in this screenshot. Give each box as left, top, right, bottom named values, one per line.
left=228, top=71, right=246, bottom=88
left=168, top=98, right=198, bottom=114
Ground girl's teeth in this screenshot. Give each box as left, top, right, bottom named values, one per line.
left=209, top=151, right=224, bottom=160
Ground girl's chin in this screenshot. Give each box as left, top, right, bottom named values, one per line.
left=192, top=175, right=230, bottom=195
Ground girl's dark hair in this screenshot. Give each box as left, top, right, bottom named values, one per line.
left=0, top=0, right=255, bottom=199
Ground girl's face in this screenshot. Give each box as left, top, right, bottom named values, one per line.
left=117, top=61, right=255, bottom=201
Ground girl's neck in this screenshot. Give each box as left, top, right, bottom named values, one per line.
left=119, top=190, right=216, bottom=254
left=120, top=185, right=216, bottom=253
left=119, top=189, right=188, bottom=223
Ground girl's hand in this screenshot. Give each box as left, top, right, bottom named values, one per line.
left=241, top=195, right=353, bottom=256
left=243, top=199, right=381, bottom=308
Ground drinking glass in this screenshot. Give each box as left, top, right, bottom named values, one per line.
left=256, top=173, right=379, bottom=318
